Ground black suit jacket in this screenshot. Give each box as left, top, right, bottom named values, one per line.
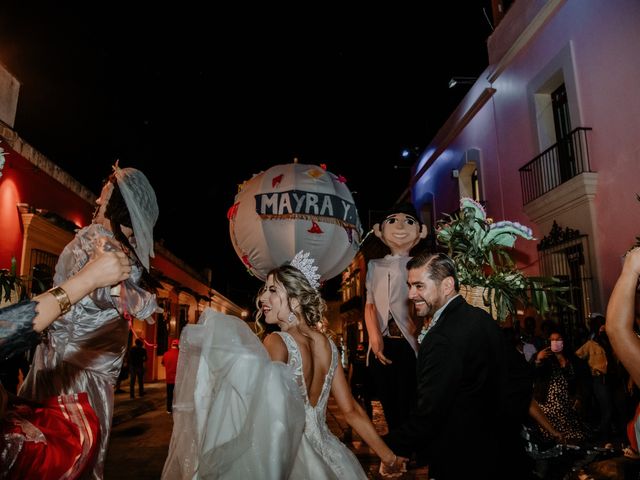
left=384, top=295, right=509, bottom=479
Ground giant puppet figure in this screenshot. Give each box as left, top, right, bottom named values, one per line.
left=365, top=203, right=427, bottom=430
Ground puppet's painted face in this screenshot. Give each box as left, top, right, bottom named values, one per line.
left=380, top=213, right=421, bottom=254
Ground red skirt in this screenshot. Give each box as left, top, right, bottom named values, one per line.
left=627, top=402, right=640, bottom=453
left=1, top=392, right=100, bottom=479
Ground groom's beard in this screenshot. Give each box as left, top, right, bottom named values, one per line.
left=414, top=298, right=437, bottom=318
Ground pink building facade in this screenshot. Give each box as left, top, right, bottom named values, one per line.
left=409, top=0, right=640, bottom=325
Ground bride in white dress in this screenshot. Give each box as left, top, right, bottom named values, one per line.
left=162, top=253, right=405, bottom=479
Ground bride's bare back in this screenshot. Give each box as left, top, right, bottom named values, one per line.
left=264, top=326, right=332, bottom=407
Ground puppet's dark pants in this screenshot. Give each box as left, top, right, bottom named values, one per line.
left=368, top=336, right=416, bottom=431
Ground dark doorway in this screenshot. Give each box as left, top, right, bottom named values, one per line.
left=551, top=84, right=575, bottom=182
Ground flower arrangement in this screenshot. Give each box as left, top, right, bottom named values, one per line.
left=436, top=197, right=569, bottom=322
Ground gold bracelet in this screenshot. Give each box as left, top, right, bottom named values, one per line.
left=48, top=286, right=72, bottom=315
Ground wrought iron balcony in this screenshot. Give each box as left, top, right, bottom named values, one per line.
left=519, top=127, right=593, bottom=205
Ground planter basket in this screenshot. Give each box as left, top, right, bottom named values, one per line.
left=460, top=285, right=497, bottom=320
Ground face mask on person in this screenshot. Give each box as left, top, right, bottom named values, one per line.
left=550, top=340, right=564, bottom=353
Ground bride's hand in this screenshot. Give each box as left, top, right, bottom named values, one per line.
left=379, top=454, right=408, bottom=477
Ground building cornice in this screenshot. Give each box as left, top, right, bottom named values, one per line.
left=0, top=126, right=96, bottom=204
left=407, top=87, right=496, bottom=192
left=487, top=0, right=566, bottom=83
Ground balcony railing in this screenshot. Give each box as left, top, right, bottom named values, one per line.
left=519, top=127, right=593, bottom=205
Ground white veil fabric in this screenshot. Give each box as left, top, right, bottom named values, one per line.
left=162, top=309, right=305, bottom=480
left=112, top=163, right=158, bottom=270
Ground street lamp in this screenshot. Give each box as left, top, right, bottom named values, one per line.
left=448, top=77, right=477, bottom=88
left=401, top=146, right=421, bottom=159
left=395, top=146, right=421, bottom=170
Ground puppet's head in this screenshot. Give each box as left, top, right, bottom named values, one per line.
left=374, top=203, right=427, bottom=256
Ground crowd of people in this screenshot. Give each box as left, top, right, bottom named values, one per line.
left=2, top=162, right=640, bottom=479
left=160, top=243, right=640, bottom=479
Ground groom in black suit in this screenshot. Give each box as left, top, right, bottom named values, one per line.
left=383, top=252, right=511, bottom=480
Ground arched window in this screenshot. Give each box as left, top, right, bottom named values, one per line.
left=458, top=162, right=482, bottom=202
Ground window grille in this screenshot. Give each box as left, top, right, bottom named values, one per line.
left=538, top=231, right=594, bottom=347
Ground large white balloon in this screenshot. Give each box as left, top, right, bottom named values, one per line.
left=228, top=162, right=362, bottom=283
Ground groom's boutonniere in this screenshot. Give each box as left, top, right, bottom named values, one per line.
left=417, top=326, right=428, bottom=344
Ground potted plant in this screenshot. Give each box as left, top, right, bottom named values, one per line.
left=436, top=197, right=570, bottom=322
left=0, top=257, right=25, bottom=305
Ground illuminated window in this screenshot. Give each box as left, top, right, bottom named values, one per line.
left=458, top=162, right=482, bottom=202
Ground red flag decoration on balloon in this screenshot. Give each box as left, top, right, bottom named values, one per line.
left=228, top=162, right=362, bottom=283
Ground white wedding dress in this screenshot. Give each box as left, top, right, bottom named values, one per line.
left=162, top=308, right=367, bottom=479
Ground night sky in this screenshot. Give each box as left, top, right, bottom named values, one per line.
left=0, top=2, right=494, bottom=308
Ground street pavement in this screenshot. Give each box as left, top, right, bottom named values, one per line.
left=104, top=382, right=172, bottom=479
left=104, top=381, right=429, bottom=479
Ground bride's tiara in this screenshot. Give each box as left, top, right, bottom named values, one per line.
left=290, top=250, right=321, bottom=289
